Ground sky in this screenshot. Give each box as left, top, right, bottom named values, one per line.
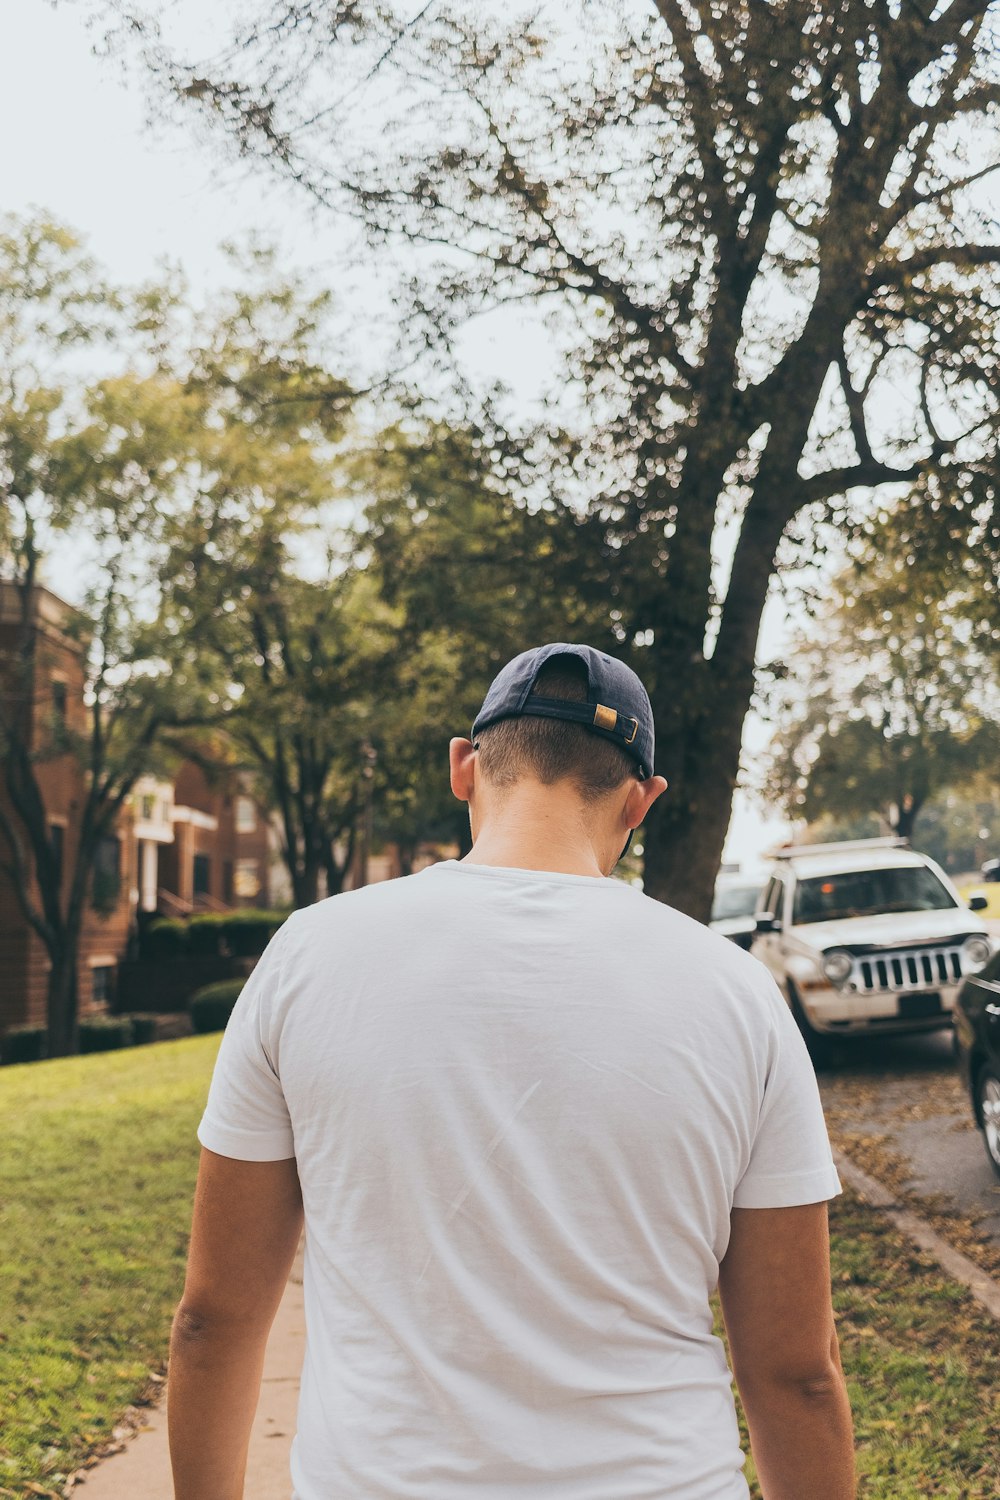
left=1, top=0, right=795, bottom=869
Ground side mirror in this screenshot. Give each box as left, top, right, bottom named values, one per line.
left=969, top=894, right=989, bottom=912
left=755, top=912, right=780, bottom=934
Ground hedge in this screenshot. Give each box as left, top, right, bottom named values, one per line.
left=1, top=1027, right=47, bottom=1066
left=189, top=979, right=245, bottom=1034
left=145, top=909, right=288, bottom=961
left=78, top=1017, right=134, bottom=1054
left=129, top=1014, right=159, bottom=1046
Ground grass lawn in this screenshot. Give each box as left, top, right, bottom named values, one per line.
left=0, top=1036, right=218, bottom=1498
left=2, top=1041, right=1000, bottom=1498
left=734, top=1191, right=1000, bottom=1499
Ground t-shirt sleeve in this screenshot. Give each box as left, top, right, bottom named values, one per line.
left=733, top=981, right=842, bottom=1209
left=197, top=920, right=296, bottom=1162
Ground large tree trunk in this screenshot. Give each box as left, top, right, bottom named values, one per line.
left=893, top=795, right=922, bottom=841
left=46, top=947, right=78, bottom=1059
left=641, top=672, right=750, bottom=922
left=292, top=857, right=322, bottom=909
left=641, top=367, right=829, bottom=920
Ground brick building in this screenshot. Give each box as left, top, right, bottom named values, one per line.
left=0, top=581, right=134, bottom=1037
left=137, top=760, right=280, bottom=917
left=0, top=583, right=282, bottom=1040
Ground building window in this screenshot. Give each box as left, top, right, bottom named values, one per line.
left=235, top=796, right=257, bottom=834
left=52, top=679, right=68, bottom=722
left=49, top=823, right=64, bottom=887
left=193, top=853, right=211, bottom=897
left=91, top=835, right=121, bottom=913
left=141, top=793, right=155, bottom=821
left=91, top=965, right=115, bottom=1008
left=234, top=859, right=261, bottom=900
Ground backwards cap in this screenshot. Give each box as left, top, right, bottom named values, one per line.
left=471, top=643, right=655, bottom=779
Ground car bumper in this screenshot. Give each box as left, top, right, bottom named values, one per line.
left=796, top=980, right=959, bottom=1034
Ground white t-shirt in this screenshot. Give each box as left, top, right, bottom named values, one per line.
left=199, top=860, right=840, bottom=1500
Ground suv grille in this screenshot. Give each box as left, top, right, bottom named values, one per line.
left=850, top=945, right=964, bottom=994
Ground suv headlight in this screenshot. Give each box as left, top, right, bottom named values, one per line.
left=961, top=936, right=992, bottom=974
left=822, top=949, right=853, bottom=986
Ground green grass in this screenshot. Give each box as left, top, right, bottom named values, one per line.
left=728, top=1192, right=1000, bottom=1499
left=2, top=1043, right=1000, bottom=1498
left=0, top=1037, right=219, bottom=1497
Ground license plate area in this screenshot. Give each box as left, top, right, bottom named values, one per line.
left=897, top=992, right=942, bottom=1019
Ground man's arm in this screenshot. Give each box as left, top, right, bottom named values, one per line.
left=718, top=1202, right=855, bottom=1500
left=168, top=1148, right=304, bottom=1500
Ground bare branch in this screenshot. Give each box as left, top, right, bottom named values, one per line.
left=798, top=459, right=926, bottom=506
left=871, top=243, right=1000, bottom=282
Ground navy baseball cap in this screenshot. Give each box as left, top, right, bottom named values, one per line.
left=471, top=643, right=655, bottom=779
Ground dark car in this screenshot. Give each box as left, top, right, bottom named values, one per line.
left=954, top=947, right=1000, bottom=1181
left=710, top=877, right=764, bottom=951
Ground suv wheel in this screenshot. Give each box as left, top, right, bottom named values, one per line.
left=976, top=1066, right=1000, bottom=1183
left=787, top=981, right=835, bottom=1072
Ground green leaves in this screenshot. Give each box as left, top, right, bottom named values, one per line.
left=764, top=543, right=1000, bottom=838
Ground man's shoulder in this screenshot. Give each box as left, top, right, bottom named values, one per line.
left=285, top=869, right=438, bottom=932
left=627, top=888, right=780, bottom=997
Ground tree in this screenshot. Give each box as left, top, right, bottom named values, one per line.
left=93, top=0, right=1000, bottom=919
left=764, top=556, right=1000, bottom=839
left=352, top=417, right=620, bottom=862
left=0, top=214, right=203, bottom=1054
left=153, top=259, right=381, bottom=908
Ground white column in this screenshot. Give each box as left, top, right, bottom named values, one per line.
left=140, top=839, right=159, bottom=912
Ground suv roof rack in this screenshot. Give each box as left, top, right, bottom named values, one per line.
left=769, top=837, right=910, bottom=860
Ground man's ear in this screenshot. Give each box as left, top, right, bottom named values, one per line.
left=449, top=737, right=477, bottom=804
left=623, top=774, right=668, bottom=831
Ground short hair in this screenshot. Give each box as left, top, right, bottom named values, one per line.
left=475, top=657, right=637, bottom=801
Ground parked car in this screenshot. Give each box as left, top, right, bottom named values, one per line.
left=954, top=947, right=1000, bottom=1181
left=981, top=857, right=1000, bottom=884
left=751, top=838, right=993, bottom=1067
left=710, top=876, right=764, bottom=950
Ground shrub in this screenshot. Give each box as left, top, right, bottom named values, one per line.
left=144, top=919, right=188, bottom=959
left=189, top=979, right=245, bottom=1034
left=189, top=910, right=287, bottom=957
left=128, top=1014, right=159, bottom=1046
left=187, top=914, right=227, bottom=957
left=141, top=910, right=289, bottom=962
left=1, top=1026, right=47, bottom=1066
left=222, top=909, right=287, bottom=956
left=79, top=1017, right=134, bottom=1054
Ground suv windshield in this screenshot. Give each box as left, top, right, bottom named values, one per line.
left=711, top=884, right=761, bottom=921
left=792, top=866, right=957, bottom=924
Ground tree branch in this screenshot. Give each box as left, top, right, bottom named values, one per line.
left=651, top=0, right=735, bottom=239
left=871, top=243, right=1000, bottom=283
left=798, top=459, right=925, bottom=505
left=0, top=801, right=54, bottom=950
left=836, top=349, right=875, bottom=467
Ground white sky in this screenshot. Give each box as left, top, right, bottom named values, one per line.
left=1, top=0, right=794, bottom=867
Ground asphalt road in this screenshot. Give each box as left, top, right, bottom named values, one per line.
left=818, top=1027, right=1000, bottom=1251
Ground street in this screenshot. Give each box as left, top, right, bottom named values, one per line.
left=819, top=1028, right=1000, bottom=1262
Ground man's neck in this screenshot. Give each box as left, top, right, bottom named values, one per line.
left=461, top=786, right=612, bottom=878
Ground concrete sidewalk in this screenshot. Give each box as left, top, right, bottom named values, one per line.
left=72, top=1260, right=303, bottom=1500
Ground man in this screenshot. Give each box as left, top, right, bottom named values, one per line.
left=170, top=643, right=855, bottom=1500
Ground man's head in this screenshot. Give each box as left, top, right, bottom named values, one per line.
left=450, top=644, right=666, bottom=875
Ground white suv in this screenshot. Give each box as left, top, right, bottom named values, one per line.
left=751, top=839, right=993, bottom=1065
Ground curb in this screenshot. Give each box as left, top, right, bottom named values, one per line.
left=833, top=1147, right=1000, bottom=1323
